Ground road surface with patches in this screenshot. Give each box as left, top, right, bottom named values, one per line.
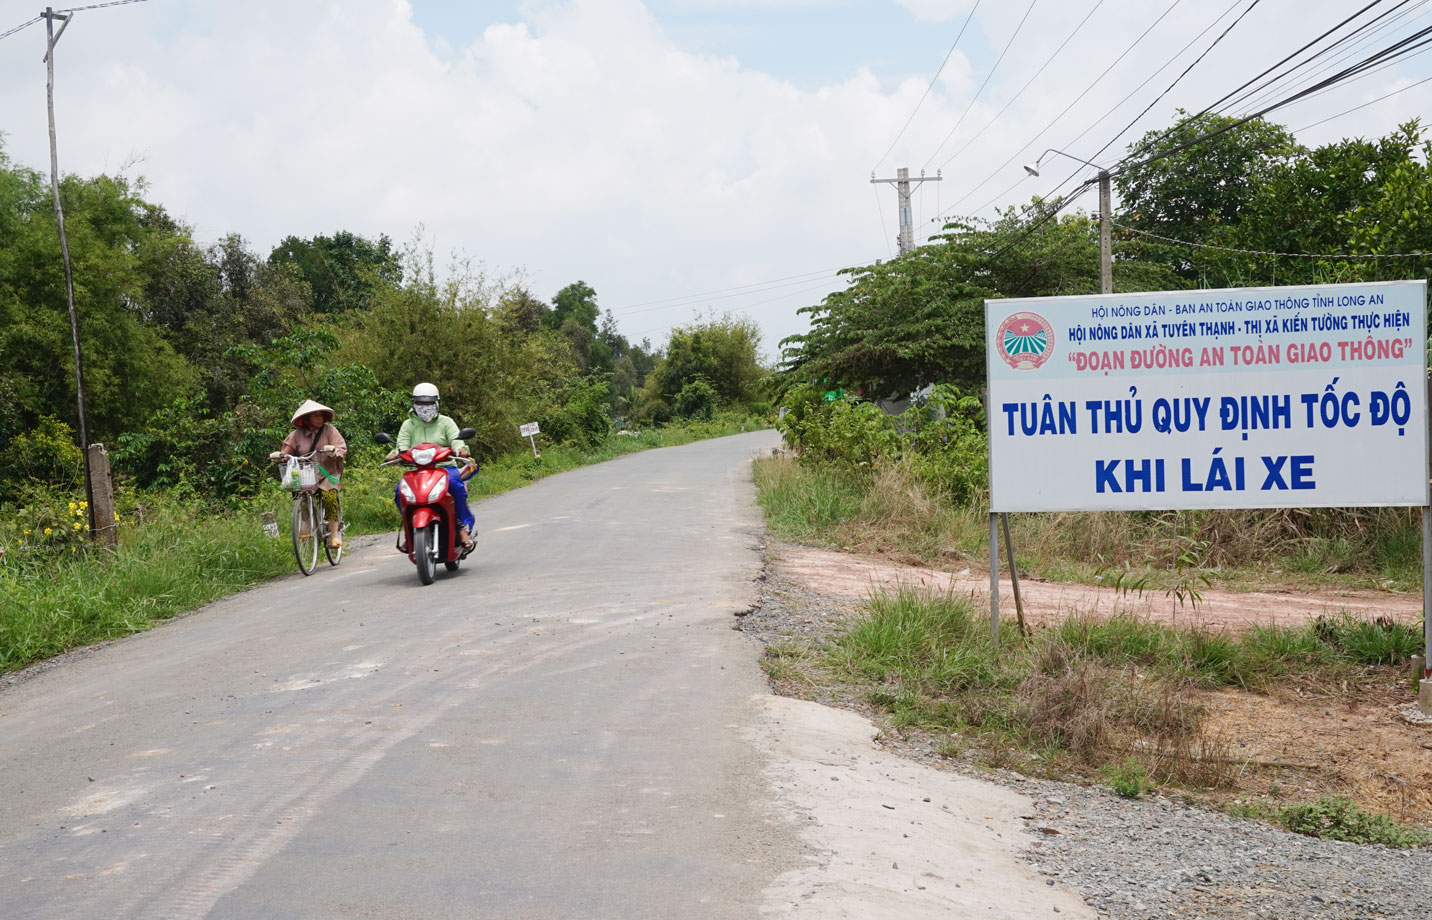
left=0, top=431, right=798, bottom=918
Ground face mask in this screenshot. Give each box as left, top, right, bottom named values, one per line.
left=414, top=403, right=438, bottom=423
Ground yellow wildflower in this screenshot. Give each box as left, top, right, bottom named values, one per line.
left=114, top=512, right=120, bottom=521
left=68, top=502, right=77, bottom=511
left=80, top=501, right=88, bottom=509
left=73, top=523, right=82, bottom=530
left=43, top=528, right=52, bottom=535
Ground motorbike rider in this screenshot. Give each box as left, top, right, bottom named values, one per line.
left=389, top=382, right=475, bottom=547
left=272, top=399, right=347, bottom=549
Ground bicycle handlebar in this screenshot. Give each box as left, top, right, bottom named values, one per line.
left=271, top=446, right=339, bottom=463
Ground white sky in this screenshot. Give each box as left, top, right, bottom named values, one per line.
left=1, top=0, right=1428, bottom=360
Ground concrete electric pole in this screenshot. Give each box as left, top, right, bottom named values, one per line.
left=871, top=167, right=941, bottom=256
left=41, top=6, right=103, bottom=542
left=1023, top=150, right=1112, bottom=295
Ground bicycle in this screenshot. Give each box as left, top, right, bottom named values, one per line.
left=272, top=447, right=345, bottom=575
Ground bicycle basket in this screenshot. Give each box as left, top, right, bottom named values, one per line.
left=282, top=458, right=319, bottom=492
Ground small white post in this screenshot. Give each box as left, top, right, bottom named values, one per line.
left=519, top=422, right=541, bottom=459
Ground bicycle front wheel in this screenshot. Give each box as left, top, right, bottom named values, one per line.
left=292, top=493, right=319, bottom=576
left=324, top=498, right=344, bottom=566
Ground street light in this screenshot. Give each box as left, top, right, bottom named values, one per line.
left=1022, top=149, right=1113, bottom=295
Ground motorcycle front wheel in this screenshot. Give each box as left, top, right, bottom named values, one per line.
left=292, top=493, right=318, bottom=576
left=413, top=522, right=437, bottom=585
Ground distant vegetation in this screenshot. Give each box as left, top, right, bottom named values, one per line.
left=769, top=113, right=1432, bottom=584
left=0, top=138, right=772, bottom=666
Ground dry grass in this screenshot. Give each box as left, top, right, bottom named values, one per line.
left=757, top=455, right=1423, bottom=590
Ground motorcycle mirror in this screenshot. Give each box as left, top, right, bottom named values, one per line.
left=457, top=428, right=476, bottom=440
left=374, top=432, right=393, bottom=445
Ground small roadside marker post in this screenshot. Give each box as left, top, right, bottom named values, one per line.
left=519, top=422, right=541, bottom=458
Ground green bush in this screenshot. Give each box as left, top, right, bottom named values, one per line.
left=539, top=377, right=611, bottom=449
left=1275, top=796, right=1431, bottom=848
left=1102, top=758, right=1153, bottom=798
left=777, top=384, right=987, bottom=502
left=675, top=379, right=717, bottom=421
left=0, top=417, right=84, bottom=503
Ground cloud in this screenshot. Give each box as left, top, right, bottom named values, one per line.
left=0, top=0, right=1428, bottom=355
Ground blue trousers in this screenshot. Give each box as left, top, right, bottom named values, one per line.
left=394, top=467, right=474, bottom=533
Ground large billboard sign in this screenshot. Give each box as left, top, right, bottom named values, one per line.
left=986, top=281, right=1429, bottom=512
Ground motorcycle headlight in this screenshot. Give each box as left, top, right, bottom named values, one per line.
left=425, top=477, right=448, bottom=502
left=398, top=480, right=417, bottom=503
left=411, top=447, right=437, bottom=466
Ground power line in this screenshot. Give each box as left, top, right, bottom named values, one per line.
left=608, top=271, right=859, bottom=318
left=957, top=10, right=1432, bottom=270
left=56, top=0, right=150, bottom=11
left=1079, top=0, right=1266, bottom=166
left=922, top=0, right=1040, bottom=171
left=933, top=0, right=1195, bottom=220
left=1112, top=220, right=1432, bottom=257
left=1255, top=35, right=1432, bottom=124
left=0, top=16, right=42, bottom=40
left=871, top=0, right=983, bottom=173
left=874, top=185, right=894, bottom=260
left=1229, top=0, right=1431, bottom=116
left=1210, top=0, right=1418, bottom=117
left=606, top=266, right=854, bottom=313
left=2, top=0, right=149, bottom=41
left=933, top=0, right=1108, bottom=174
left=1293, top=71, right=1432, bottom=132
left=1219, top=18, right=1432, bottom=128
left=1115, top=20, right=1432, bottom=177
left=984, top=181, right=1098, bottom=262
left=1005, top=0, right=1250, bottom=218
left=1112, top=0, right=1393, bottom=170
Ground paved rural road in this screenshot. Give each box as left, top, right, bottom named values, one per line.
left=0, top=430, right=805, bottom=918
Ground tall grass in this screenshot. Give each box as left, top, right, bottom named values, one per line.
left=811, top=586, right=1420, bottom=783
left=754, top=455, right=1424, bottom=588
left=0, top=500, right=293, bottom=672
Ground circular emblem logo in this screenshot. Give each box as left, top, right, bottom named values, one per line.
left=996, top=311, right=1054, bottom=370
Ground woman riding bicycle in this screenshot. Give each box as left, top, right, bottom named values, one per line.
left=273, top=400, right=347, bottom=549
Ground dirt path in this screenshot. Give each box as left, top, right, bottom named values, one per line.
left=774, top=543, right=1422, bottom=631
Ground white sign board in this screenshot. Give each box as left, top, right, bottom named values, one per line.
left=986, top=281, right=1428, bottom=512
left=519, top=422, right=540, bottom=438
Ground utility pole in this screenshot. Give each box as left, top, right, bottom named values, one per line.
left=871, top=167, right=941, bottom=256
left=1097, top=169, right=1112, bottom=296
left=42, top=6, right=99, bottom=540
left=1024, top=149, right=1112, bottom=294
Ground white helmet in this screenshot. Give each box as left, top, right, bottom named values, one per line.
left=411, top=382, right=440, bottom=405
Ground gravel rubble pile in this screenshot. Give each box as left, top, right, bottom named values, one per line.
left=1010, top=774, right=1430, bottom=920
left=742, top=552, right=1432, bottom=920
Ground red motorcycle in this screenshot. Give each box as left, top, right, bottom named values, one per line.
left=376, top=429, right=478, bottom=585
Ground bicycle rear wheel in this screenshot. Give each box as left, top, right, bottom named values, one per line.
left=292, top=493, right=319, bottom=576
left=324, top=498, right=344, bottom=566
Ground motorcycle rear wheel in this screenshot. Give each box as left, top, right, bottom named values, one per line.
left=413, top=523, right=437, bottom=585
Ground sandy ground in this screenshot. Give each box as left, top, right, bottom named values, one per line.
left=754, top=695, right=1094, bottom=919
left=774, top=543, right=1422, bottom=631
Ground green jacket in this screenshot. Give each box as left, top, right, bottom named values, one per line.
left=397, top=411, right=466, bottom=456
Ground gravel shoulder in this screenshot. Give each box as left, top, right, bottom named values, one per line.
left=743, top=539, right=1432, bottom=920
